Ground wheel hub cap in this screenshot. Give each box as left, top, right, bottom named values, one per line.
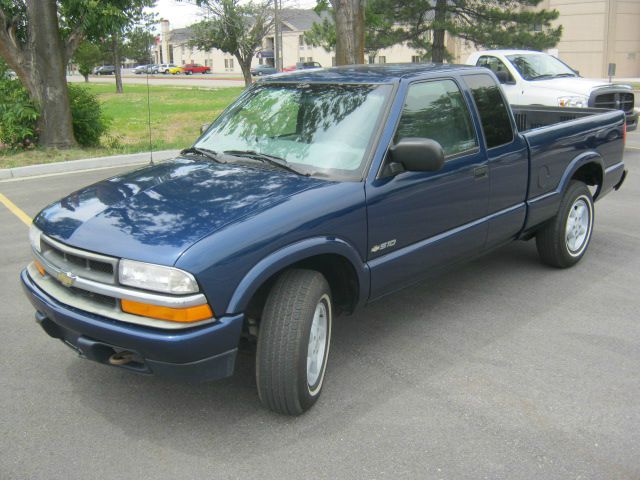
left=307, top=300, right=328, bottom=388
left=565, top=198, right=590, bottom=254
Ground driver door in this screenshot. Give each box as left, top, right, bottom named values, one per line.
left=366, top=78, right=490, bottom=299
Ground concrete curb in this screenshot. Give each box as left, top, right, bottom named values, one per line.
left=0, top=149, right=180, bottom=180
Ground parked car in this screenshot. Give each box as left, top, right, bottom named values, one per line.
left=133, top=65, right=149, bottom=75
left=168, top=65, right=184, bottom=75
left=251, top=64, right=277, bottom=76
left=466, top=49, right=638, bottom=131
left=158, top=63, right=177, bottom=74
left=22, top=64, right=627, bottom=416
left=94, top=65, right=115, bottom=75
left=181, top=63, right=211, bottom=75
left=282, top=61, right=322, bottom=72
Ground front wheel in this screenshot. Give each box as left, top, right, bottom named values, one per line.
left=536, top=180, right=594, bottom=268
left=256, top=269, right=332, bottom=415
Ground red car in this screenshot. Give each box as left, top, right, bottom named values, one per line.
left=181, top=64, right=211, bottom=75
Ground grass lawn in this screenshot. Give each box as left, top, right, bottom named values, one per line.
left=0, top=83, right=242, bottom=169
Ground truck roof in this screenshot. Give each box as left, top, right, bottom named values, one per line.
left=471, top=49, right=543, bottom=56
left=261, top=63, right=480, bottom=84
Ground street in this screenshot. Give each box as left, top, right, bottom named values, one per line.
left=1, top=134, right=640, bottom=479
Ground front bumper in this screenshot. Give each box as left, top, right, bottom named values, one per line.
left=21, top=269, right=244, bottom=382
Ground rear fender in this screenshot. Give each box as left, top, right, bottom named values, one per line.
left=226, top=237, right=369, bottom=314
left=558, top=151, right=604, bottom=197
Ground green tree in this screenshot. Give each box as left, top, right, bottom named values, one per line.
left=123, top=27, right=156, bottom=65
left=307, top=0, right=562, bottom=64
left=189, top=0, right=274, bottom=87
left=0, top=0, right=155, bottom=148
left=73, top=41, right=102, bottom=82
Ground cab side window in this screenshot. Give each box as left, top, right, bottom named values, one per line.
left=395, top=80, right=478, bottom=157
left=476, top=56, right=514, bottom=83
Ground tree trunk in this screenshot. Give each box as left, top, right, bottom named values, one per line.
left=113, top=33, right=123, bottom=94
left=0, top=0, right=77, bottom=148
left=237, top=54, right=253, bottom=87
left=83, top=74, right=89, bottom=82
left=432, top=0, right=447, bottom=63
left=331, top=0, right=365, bottom=65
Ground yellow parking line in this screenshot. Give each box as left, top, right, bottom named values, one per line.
left=0, top=193, right=32, bottom=226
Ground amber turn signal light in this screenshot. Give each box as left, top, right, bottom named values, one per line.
left=33, top=260, right=46, bottom=276
left=121, top=299, right=213, bottom=323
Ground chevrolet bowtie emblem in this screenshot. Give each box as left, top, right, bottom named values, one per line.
left=57, top=271, right=76, bottom=288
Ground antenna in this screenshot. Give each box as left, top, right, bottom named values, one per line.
left=146, top=67, right=154, bottom=165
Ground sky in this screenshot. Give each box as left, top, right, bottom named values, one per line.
left=148, top=0, right=317, bottom=29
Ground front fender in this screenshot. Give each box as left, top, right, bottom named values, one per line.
left=226, top=237, right=370, bottom=314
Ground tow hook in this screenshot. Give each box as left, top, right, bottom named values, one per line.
left=108, top=351, right=138, bottom=366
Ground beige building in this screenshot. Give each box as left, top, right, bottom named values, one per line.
left=154, top=9, right=424, bottom=74
left=534, top=0, right=640, bottom=77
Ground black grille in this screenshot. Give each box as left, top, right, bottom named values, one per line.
left=42, top=239, right=114, bottom=277
left=593, top=92, right=634, bottom=113
left=69, top=287, right=117, bottom=308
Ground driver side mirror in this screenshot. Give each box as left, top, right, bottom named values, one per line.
left=388, top=138, right=445, bottom=174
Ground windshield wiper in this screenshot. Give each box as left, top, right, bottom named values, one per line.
left=223, top=150, right=309, bottom=176
left=554, top=73, right=577, bottom=78
left=529, top=74, right=555, bottom=81
left=181, top=146, right=224, bottom=163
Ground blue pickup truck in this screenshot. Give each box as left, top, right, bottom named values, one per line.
left=22, top=64, right=627, bottom=415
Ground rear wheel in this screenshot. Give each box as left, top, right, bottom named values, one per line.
left=536, top=180, right=594, bottom=268
left=256, top=269, right=332, bottom=415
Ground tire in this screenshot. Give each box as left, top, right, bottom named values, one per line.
left=536, top=180, right=594, bottom=268
left=256, top=269, right=333, bottom=415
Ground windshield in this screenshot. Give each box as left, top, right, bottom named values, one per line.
left=506, top=53, right=577, bottom=81
left=195, top=83, right=392, bottom=179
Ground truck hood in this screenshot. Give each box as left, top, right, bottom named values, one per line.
left=530, top=77, right=624, bottom=96
left=34, top=158, right=329, bottom=265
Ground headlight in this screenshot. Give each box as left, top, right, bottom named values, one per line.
left=119, top=259, right=199, bottom=294
left=29, top=224, right=42, bottom=253
left=558, top=96, right=588, bottom=108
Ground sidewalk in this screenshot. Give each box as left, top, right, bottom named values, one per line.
left=0, top=149, right=179, bottom=181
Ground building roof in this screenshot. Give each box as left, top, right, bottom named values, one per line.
left=280, top=8, right=330, bottom=32
left=168, top=27, right=193, bottom=45
left=260, top=63, right=481, bottom=84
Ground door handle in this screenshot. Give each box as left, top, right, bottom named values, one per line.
left=474, top=165, right=489, bottom=179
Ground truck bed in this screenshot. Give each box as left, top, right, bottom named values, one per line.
left=511, top=105, right=613, bottom=132
left=514, top=105, right=626, bottom=232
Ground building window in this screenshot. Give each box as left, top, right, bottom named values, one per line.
left=307, top=57, right=313, bottom=62
left=181, top=45, right=185, bottom=55
left=331, top=57, right=336, bottom=66
left=378, top=56, right=386, bottom=64
left=182, top=60, right=185, bottom=65
left=224, top=58, right=234, bottom=70
left=411, top=55, right=421, bottom=63
left=368, top=56, right=375, bottom=64
left=299, top=35, right=304, bottom=46
left=300, top=57, right=305, bottom=63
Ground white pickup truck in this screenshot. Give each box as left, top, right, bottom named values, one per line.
left=466, top=49, right=638, bottom=131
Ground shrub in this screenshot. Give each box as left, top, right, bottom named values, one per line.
left=0, top=64, right=39, bottom=148
left=68, top=84, right=110, bottom=147
left=0, top=60, right=110, bottom=149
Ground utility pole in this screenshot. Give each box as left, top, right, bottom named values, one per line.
left=274, top=0, right=281, bottom=71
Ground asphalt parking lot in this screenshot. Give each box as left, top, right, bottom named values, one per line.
left=1, top=136, right=640, bottom=479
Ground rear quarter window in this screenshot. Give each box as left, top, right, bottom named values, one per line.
left=464, top=74, right=514, bottom=149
